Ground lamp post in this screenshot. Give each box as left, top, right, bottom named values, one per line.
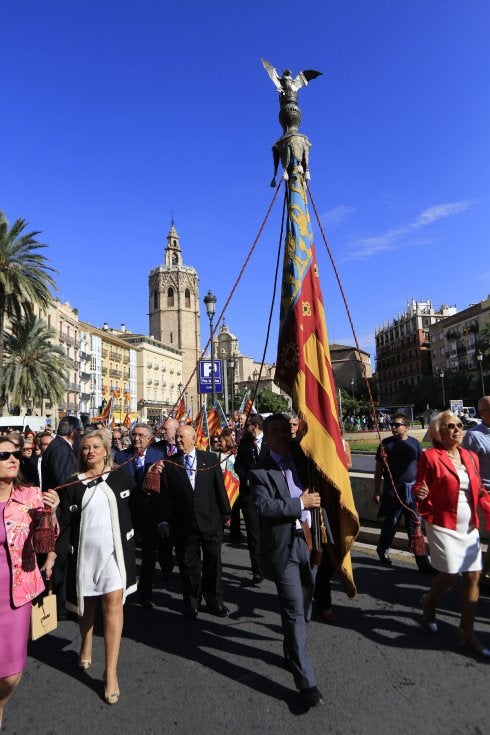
left=203, top=290, right=217, bottom=407
left=229, top=355, right=235, bottom=413
left=439, top=369, right=446, bottom=409
left=476, top=351, right=485, bottom=395
left=350, top=378, right=355, bottom=401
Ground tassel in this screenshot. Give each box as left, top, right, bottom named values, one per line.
left=33, top=508, right=56, bottom=553
left=408, top=522, right=426, bottom=557
left=143, top=467, right=161, bottom=495
left=282, top=171, right=289, bottom=181
left=270, top=177, right=277, bottom=187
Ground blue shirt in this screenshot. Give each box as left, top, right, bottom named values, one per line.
left=461, top=423, right=490, bottom=489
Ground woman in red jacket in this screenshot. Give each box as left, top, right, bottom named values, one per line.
left=415, top=410, right=490, bottom=656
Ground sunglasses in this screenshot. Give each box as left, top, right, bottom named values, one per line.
left=0, top=450, right=22, bottom=461
left=391, top=422, right=407, bottom=428
left=441, top=422, right=463, bottom=431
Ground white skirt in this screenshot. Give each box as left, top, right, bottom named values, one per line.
left=426, top=489, right=482, bottom=574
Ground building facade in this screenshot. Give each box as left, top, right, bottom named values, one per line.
left=375, top=300, right=457, bottom=405
left=329, top=343, right=373, bottom=398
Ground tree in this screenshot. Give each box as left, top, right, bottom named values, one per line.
left=1, top=314, right=68, bottom=412
left=256, top=389, right=290, bottom=414
left=0, top=211, right=57, bottom=410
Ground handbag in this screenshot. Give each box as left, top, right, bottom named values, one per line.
left=29, top=582, right=58, bottom=640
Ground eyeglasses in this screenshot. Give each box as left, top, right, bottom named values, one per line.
left=0, top=450, right=22, bottom=461
left=440, top=422, right=463, bottom=431
left=391, top=422, right=407, bottom=428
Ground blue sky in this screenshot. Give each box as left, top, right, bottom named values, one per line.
left=2, top=1, right=489, bottom=367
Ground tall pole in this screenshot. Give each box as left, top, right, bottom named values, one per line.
left=439, top=369, right=445, bottom=409
left=204, top=290, right=217, bottom=408
left=476, top=351, right=485, bottom=395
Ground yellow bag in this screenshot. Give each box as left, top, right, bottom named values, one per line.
left=29, top=585, right=58, bottom=640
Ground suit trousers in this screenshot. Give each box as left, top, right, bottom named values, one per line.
left=239, top=491, right=262, bottom=577
left=275, top=536, right=317, bottom=691
left=136, top=493, right=174, bottom=601
left=174, top=528, right=223, bottom=611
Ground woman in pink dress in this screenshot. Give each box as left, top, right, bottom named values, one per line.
left=0, top=438, right=59, bottom=729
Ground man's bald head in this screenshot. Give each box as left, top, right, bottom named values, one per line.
left=163, top=418, right=179, bottom=443
left=176, top=424, right=196, bottom=453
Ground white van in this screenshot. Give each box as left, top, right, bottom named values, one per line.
left=0, top=416, right=50, bottom=433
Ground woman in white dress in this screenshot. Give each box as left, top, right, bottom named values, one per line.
left=58, top=430, right=136, bottom=703
left=414, top=411, right=490, bottom=656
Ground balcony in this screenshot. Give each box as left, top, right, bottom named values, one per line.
left=154, top=379, right=159, bottom=386
left=66, top=402, right=77, bottom=411
left=101, top=366, right=108, bottom=375
left=79, top=349, right=89, bottom=360
left=80, top=371, right=91, bottom=381
left=147, top=378, right=153, bottom=385
left=109, top=350, right=121, bottom=361
left=123, top=355, right=130, bottom=364
left=109, top=369, right=122, bottom=379
left=68, top=382, right=79, bottom=392
left=59, top=331, right=68, bottom=342
left=123, top=371, right=130, bottom=380
left=80, top=391, right=92, bottom=401
left=102, top=348, right=108, bottom=358
left=66, top=335, right=75, bottom=347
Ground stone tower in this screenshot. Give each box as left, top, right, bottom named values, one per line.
left=148, top=222, right=200, bottom=406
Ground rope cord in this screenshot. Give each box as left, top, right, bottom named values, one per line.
left=306, top=183, right=424, bottom=537
left=247, top=185, right=287, bottom=416
left=170, top=181, right=283, bottom=414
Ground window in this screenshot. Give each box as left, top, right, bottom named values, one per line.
left=167, top=287, right=174, bottom=307
left=153, top=291, right=159, bottom=310
left=185, top=288, right=191, bottom=308
left=172, top=253, right=178, bottom=265
left=170, top=332, right=173, bottom=344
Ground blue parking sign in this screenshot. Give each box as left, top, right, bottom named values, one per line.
left=198, top=360, right=223, bottom=394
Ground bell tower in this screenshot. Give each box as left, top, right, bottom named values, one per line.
left=149, top=221, right=200, bottom=405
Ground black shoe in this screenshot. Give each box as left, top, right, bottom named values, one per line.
left=206, top=603, right=229, bottom=618
left=140, top=599, right=154, bottom=610
left=416, top=557, right=437, bottom=575
left=252, top=573, right=263, bottom=586
left=300, top=686, right=325, bottom=709
left=376, top=549, right=392, bottom=566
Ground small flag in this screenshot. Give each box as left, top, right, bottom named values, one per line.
left=195, top=405, right=210, bottom=450
left=214, top=401, right=229, bottom=430
left=123, top=413, right=132, bottom=429
left=207, top=406, right=220, bottom=438
left=92, top=394, right=114, bottom=425
left=174, top=397, right=186, bottom=421
left=223, top=459, right=240, bottom=509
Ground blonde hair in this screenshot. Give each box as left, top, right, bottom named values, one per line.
left=78, top=430, right=114, bottom=473
left=427, top=410, right=461, bottom=447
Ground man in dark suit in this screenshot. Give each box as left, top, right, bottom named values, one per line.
left=234, top=413, right=267, bottom=584
left=153, top=417, right=179, bottom=457
left=158, top=424, right=231, bottom=619
left=41, top=415, right=81, bottom=492
left=249, top=413, right=324, bottom=710
left=41, top=415, right=81, bottom=618
left=115, top=423, right=166, bottom=608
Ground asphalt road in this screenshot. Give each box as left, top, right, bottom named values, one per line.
left=350, top=453, right=376, bottom=473
left=5, top=538, right=489, bottom=735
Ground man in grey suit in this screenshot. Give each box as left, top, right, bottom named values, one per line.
left=249, top=413, right=324, bottom=709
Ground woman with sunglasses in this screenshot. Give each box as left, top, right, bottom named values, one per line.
left=0, top=438, right=59, bottom=728
left=415, top=411, right=490, bottom=655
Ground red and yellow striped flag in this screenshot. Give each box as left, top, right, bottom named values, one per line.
left=207, top=406, right=220, bottom=438
left=195, top=405, right=209, bottom=450
left=223, top=459, right=240, bottom=509
left=275, top=163, right=359, bottom=597
left=174, top=398, right=186, bottom=421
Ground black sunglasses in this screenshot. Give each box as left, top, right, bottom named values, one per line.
left=391, top=422, right=407, bottom=428
left=0, top=450, right=22, bottom=461
left=441, top=422, right=463, bottom=431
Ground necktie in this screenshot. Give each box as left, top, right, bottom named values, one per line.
left=253, top=440, right=259, bottom=462
left=184, top=454, right=193, bottom=479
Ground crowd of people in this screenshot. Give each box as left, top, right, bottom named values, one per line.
left=1, top=400, right=490, bottom=726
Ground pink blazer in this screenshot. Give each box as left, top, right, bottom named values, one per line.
left=415, top=447, right=488, bottom=530
left=3, top=485, right=57, bottom=608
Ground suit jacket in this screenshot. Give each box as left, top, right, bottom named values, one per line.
left=114, top=445, right=164, bottom=490
left=249, top=447, right=309, bottom=579
left=235, top=434, right=268, bottom=495
left=415, top=447, right=487, bottom=530
left=41, top=435, right=77, bottom=491
left=57, top=471, right=137, bottom=615
left=159, top=450, right=231, bottom=536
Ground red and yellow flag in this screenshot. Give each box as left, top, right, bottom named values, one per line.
left=195, top=405, right=209, bottom=450
left=174, top=398, right=186, bottom=421
left=275, top=163, right=359, bottom=596
left=207, top=406, right=220, bottom=438
left=223, top=459, right=240, bottom=509
left=123, top=413, right=132, bottom=429
left=92, top=395, right=114, bottom=425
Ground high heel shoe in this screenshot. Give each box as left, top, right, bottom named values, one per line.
left=420, top=594, right=438, bottom=633
left=457, top=629, right=490, bottom=657
left=103, top=671, right=120, bottom=705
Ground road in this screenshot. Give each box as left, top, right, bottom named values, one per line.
left=5, top=538, right=489, bottom=735
left=350, top=452, right=376, bottom=473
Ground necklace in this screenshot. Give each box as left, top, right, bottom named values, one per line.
left=446, top=450, right=460, bottom=460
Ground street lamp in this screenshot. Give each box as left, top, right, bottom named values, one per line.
left=439, top=369, right=446, bottom=409
left=177, top=382, right=183, bottom=398
left=229, top=355, right=235, bottom=413
left=350, top=378, right=355, bottom=400
left=476, top=351, right=486, bottom=395
left=203, top=290, right=217, bottom=406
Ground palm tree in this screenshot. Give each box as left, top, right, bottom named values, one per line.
left=0, top=211, right=57, bottom=410
left=1, top=314, right=69, bottom=413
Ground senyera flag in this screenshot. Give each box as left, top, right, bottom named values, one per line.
left=92, top=394, right=114, bottom=425
left=174, top=397, right=186, bottom=422
left=274, top=162, right=359, bottom=596
left=195, top=405, right=210, bottom=450
left=223, top=459, right=240, bottom=509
